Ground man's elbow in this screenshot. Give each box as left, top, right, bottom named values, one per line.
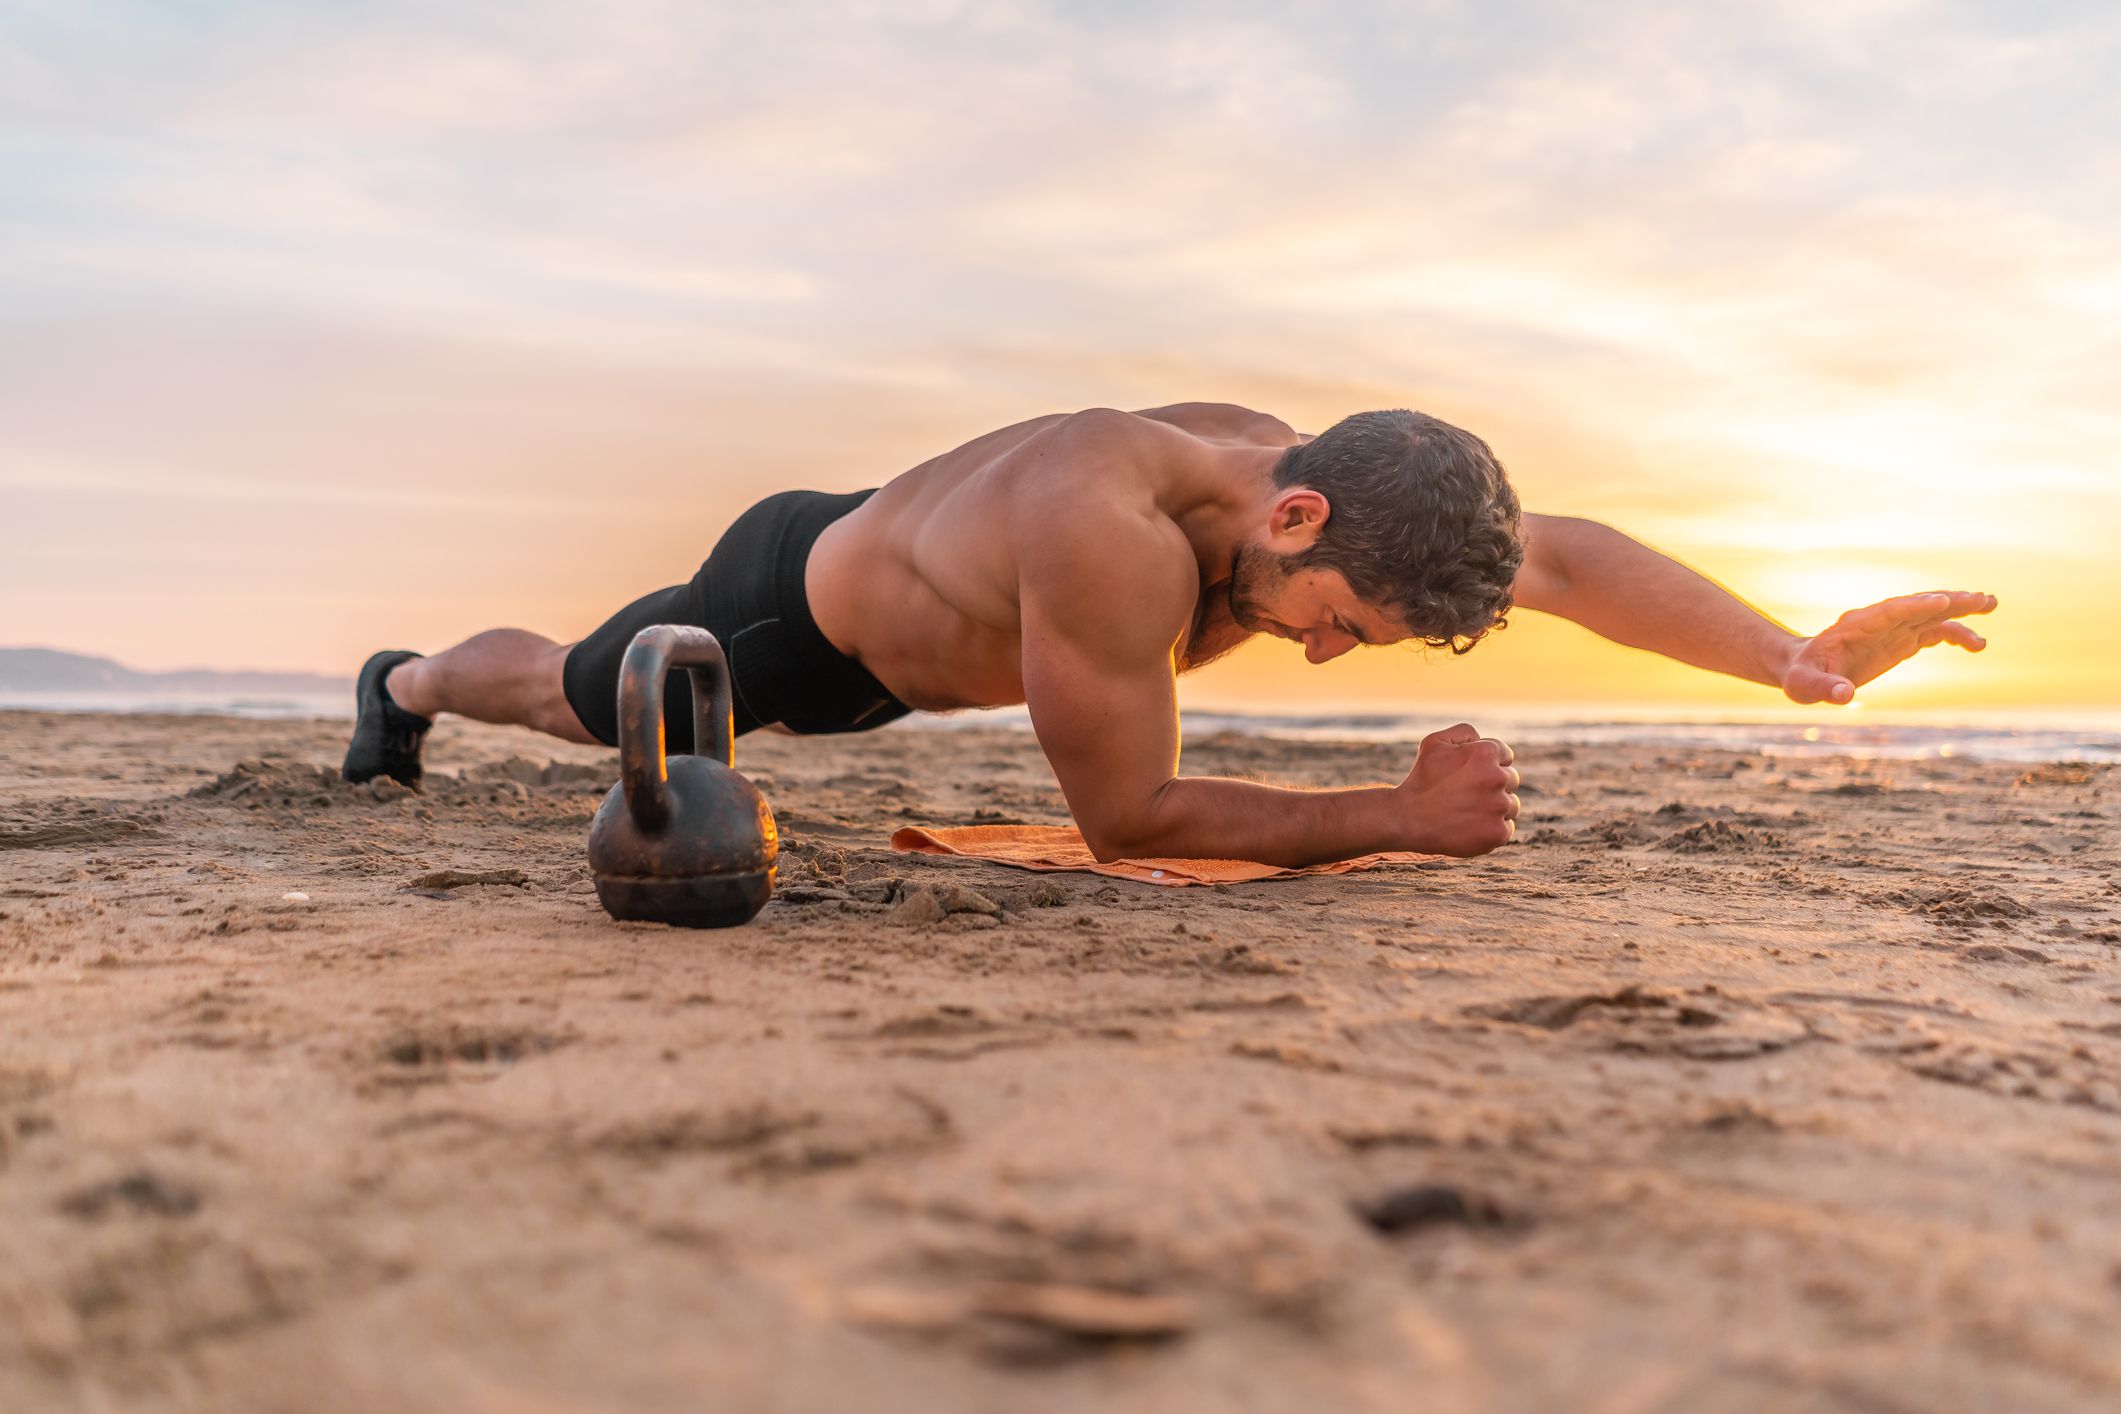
left=1081, top=834, right=1133, bottom=865
left=1078, top=784, right=1178, bottom=863
left=1080, top=819, right=1157, bottom=864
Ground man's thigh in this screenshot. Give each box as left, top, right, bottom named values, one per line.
left=558, top=582, right=703, bottom=751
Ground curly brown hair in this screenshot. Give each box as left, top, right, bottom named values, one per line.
left=1273, top=410, right=1524, bottom=654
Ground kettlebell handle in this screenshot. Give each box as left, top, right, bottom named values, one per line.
left=614, top=625, right=735, bottom=835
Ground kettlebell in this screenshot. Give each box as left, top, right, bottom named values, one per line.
left=587, top=625, right=778, bottom=927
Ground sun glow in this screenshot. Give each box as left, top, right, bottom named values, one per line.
left=1748, top=565, right=1959, bottom=630
left=0, top=1, right=2114, bottom=722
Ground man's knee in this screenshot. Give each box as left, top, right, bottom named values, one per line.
left=535, top=643, right=600, bottom=745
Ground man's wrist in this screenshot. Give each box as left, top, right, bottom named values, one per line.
left=1763, top=627, right=1808, bottom=688
left=1361, top=782, right=1421, bottom=854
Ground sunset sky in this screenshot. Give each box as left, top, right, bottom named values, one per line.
left=4, top=0, right=2117, bottom=718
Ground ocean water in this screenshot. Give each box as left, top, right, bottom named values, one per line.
left=5, top=693, right=2117, bottom=765
left=905, top=704, right=2121, bottom=765
left=0, top=691, right=355, bottom=721
left=1177, top=712, right=2121, bottom=765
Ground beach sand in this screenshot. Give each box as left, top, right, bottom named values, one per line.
left=2, top=708, right=2117, bottom=1412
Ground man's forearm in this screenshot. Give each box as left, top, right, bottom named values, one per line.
left=1107, top=776, right=1405, bottom=868
left=1539, top=518, right=1802, bottom=687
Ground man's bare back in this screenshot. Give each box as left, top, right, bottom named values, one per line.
left=806, top=403, right=1306, bottom=713
left=358, top=401, right=1997, bottom=868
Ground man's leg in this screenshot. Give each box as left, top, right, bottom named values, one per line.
left=343, top=628, right=602, bottom=786
left=346, top=578, right=702, bottom=785
left=385, top=630, right=598, bottom=744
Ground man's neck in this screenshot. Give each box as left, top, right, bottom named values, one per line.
left=1166, top=444, right=1285, bottom=590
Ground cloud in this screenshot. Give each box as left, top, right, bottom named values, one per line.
left=1, top=0, right=2116, bottom=695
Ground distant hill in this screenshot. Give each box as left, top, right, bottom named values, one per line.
left=0, top=647, right=352, bottom=699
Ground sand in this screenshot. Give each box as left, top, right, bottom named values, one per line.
left=2, top=707, right=2118, bottom=1412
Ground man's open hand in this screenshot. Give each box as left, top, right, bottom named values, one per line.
left=1395, top=724, right=1521, bottom=856
left=1781, top=591, right=1997, bottom=705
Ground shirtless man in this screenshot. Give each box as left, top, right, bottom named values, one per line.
left=342, top=404, right=1996, bottom=866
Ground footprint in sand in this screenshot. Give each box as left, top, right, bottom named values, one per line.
left=374, top=1021, right=572, bottom=1071
left=1873, top=885, right=2036, bottom=929
left=586, top=1086, right=952, bottom=1177
left=0, top=803, right=160, bottom=850
left=1464, top=986, right=1810, bottom=1060
left=58, top=1169, right=201, bottom=1221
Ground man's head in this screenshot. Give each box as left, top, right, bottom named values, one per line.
left=1230, top=409, right=1524, bottom=664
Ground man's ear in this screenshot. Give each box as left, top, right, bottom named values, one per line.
left=1266, top=487, right=1331, bottom=552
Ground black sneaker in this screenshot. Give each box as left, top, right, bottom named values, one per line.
left=342, top=651, right=432, bottom=787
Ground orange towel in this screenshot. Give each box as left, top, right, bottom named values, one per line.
left=888, top=823, right=1441, bottom=887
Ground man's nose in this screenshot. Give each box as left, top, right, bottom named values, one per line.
left=1304, top=632, right=1356, bottom=665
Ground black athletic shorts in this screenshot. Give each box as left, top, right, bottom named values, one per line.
left=561, top=488, right=912, bottom=753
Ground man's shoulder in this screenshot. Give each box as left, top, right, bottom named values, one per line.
left=1003, top=408, right=1221, bottom=574
left=1029, top=403, right=1296, bottom=449
left=993, top=409, right=1188, bottom=507
left=1008, top=407, right=1266, bottom=500
left=1012, top=481, right=1193, bottom=580
left=1009, top=459, right=1196, bottom=637
left=1124, top=402, right=1301, bottom=445
left=1017, top=513, right=1198, bottom=659
left=1040, top=405, right=1190, bottom=452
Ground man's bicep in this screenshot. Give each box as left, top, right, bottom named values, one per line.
left=1017, top=557, right=1190, bottom=856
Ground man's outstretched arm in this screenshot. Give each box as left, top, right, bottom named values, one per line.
left=1016, top=500, right=1518, bottom=865
left=1513, top=514, right=1997, bottom=704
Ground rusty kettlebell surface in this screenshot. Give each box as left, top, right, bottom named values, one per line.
left=587, top=625, right=778, bottom=928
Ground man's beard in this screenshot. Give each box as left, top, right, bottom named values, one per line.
left=1224, top=540, right=1291, bottom=633
left=1183, top=542, right=1292, bottom=669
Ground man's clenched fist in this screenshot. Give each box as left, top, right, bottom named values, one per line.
left=1394, top=723, right=1522, bottom=857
